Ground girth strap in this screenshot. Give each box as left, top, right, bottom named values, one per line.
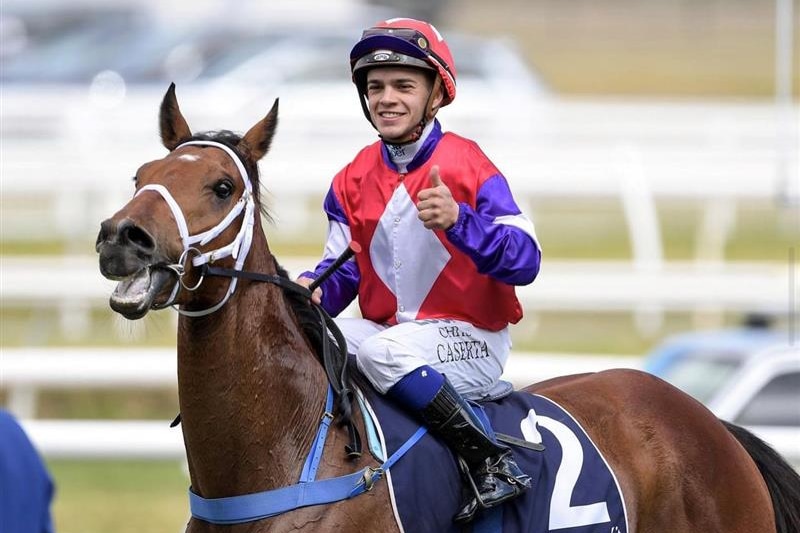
left=190, top=425, right=427, bottom=525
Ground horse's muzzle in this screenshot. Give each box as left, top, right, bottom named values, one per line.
left=97, top=218, right=162, bottom=276
left=96, top=217, right=176, bottom=318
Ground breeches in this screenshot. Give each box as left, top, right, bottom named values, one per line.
left=336, top=317, right=511, bottom=401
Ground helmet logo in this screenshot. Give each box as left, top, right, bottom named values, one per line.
left=373, top=52, right=391, bottom=62
left=417, top=37, right=428, bottom=49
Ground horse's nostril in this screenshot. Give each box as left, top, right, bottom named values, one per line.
left=108, top=218, right=156, bottom=253
left=96, top=219, right=112, bottom=250
left=122, top=224, right=156, bottom=253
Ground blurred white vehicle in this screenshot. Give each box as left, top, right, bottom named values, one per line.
left=709, top=345, right=799, bottom=465
left=644, top=324, right=800, bottom=466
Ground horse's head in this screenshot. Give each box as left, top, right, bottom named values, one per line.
left=96, top=83, right=278, bottom=319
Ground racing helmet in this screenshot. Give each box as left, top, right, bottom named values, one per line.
left=350, top=18, right=457, bottom=107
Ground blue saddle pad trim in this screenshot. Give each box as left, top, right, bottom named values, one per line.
left=364, top=388, right=629, bottom=533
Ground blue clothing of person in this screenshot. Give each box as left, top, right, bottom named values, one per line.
left=0, top=410, right=55, bottom=533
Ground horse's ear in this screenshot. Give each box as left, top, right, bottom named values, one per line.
left=159, top=83, right=192, bottom=151
left=239, top=99, right=279, bottom=162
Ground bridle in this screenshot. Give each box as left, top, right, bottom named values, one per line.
left=136, top=139, right=361, bottom=454
left=134, top=140, right=256, bottom=317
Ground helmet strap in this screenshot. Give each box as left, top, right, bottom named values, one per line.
left=369, top=75, right=442, bottom=145
left=425, top=76, right=443, bottom=123
left=359, top=92, right=375, bottom=128
left=357, top=71, right=443, bottom=145
left=392, top=75, right=441, bottom=145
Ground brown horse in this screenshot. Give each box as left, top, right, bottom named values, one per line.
left=96, top=85, right=800, bottom=533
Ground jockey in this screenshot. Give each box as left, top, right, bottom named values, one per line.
left=298, top=18, right=541, bottom=523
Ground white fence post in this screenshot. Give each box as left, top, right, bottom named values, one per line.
left=616, top=143, right=664, bottom=337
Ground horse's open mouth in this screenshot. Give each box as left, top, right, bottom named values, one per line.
left=110, top=266, right=175, bottom=319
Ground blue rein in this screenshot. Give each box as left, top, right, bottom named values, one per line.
left=189, top=386, right=427, bottom=525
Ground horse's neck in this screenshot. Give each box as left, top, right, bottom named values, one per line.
left=176, top=239, right=328, bottom=498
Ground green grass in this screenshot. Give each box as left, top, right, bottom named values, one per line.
left=0, top=308, right=177, bottom=347
left=509, top=310, right=772, bottom=355
left=0, top=239, right=70, bottom=256
left=47, top=460, right=188, bottom=533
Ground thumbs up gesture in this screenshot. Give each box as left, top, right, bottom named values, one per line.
left=416, top=165, right=459, bottom=230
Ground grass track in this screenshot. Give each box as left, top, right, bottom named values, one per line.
left=47, top=460, right=188, bottom=533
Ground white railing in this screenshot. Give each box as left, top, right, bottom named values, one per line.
left=3, top=347, right=639, bottom=459
left=1, top=255, right=789, bottom=339
left=19, top=419, right=186, bottom=460
left=2, top=256, right=787, bottom=311
left=2, top=98, right=797, bottom=244
left=6, top=347, right=798, bottom=467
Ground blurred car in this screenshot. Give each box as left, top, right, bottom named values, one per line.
left=644, top=319, right=799, bottom=465
left=643, top=317, right=787, bottom=403
left=1, top=3, right=154, bottom=83
left=0, top=0, right=549, bottom=151
left=1, top=1, right=550, bottom=242
left=1, top=2, right=548, bottom=117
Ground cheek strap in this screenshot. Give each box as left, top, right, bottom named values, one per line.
left=133, top=140, right=256, bottom=317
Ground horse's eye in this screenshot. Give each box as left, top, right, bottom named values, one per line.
left=213, top=180, right=234, bottom=199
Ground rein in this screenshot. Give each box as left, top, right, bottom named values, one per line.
left=186, top=265, right=431, bottom=525
left=202, top=263, right=362, bottom=457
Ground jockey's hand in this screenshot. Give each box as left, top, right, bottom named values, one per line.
left=416, top=165, right=459, bottom=231
left=296, top=276, right=322, bottom=305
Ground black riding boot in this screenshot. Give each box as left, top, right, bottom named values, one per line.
left=418, top=379, right=531, bottom=523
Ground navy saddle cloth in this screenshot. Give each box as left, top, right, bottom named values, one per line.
left=359, top=384, right=629, bottom=533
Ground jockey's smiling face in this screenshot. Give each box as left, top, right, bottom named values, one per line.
left=365, top=66, right=443, bottom=144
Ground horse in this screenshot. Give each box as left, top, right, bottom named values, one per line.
left=96, top=84, right=800, bottom=533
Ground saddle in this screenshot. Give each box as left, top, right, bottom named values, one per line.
left=355, top=375, right=629, bottom=533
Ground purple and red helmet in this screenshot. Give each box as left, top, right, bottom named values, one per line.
left=350, top=18, right=457, bottom=107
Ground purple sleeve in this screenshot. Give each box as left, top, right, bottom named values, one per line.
left=323, top=183, right=348, bottom=225
left=301, top=259, right=360, bottom=316
left=445, top=175, right=540, bottom=285
left=300, top=185, right=361, bottom=316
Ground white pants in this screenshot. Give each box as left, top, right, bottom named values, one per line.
left=337, top=317, right=512, bottom=401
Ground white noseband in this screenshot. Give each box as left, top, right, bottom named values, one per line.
left=134, top=140, right=256, bottom=317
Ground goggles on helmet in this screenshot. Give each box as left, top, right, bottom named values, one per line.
left=349, top=18, right=457, bottom=133
left=351, top=27, right=454, bottom=79
left=352, top=49, right=434, bottom=74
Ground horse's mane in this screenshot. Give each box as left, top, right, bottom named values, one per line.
left=189, top=132, right=356, bottom=436
left=187, top=130, right=272, bottom=221
left=272, top=260, right=359, bottom=430
left=273, top=260, right=330, bottom=360
left=186, top=131, right=340, bottom=372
